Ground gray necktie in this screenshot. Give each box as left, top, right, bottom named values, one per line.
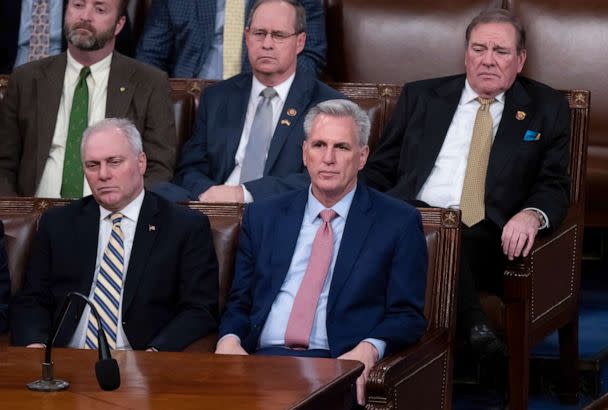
left=240, top=87, right=278, bottom=183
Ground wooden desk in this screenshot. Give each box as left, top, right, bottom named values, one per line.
left=0, top=346, right=362, bottom=409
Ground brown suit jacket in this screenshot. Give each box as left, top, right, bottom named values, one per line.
left=0, top=52, right=176, bottom=196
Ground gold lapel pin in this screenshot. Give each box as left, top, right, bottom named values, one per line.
left=149, top=225, right=156, bottom=231
left=516, top=111, right=526, bottom=120
left=120, top=86, right=126, bottom=93
left=280, top=119, right=291, bottom=126
left=287, top=108, right=297, bottom=116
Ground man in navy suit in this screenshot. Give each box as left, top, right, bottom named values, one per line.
left=10, top=118, right=218, bottom=351
left=216, top=99, right=428, bottom=406
left=363, top=9, right=570, bottom=357
left=136, top=0, right=326, bottom=78
left=157, top=0, right=343, bottom=203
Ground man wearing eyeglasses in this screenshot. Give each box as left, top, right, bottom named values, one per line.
left=136, top=0, right=326, bottom=79
left=155, top=0, right=344, bottom=203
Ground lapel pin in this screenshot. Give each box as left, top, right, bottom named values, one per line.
left=280, top=119, right=291, bottom=126
left=516, top=111, right=526, bottom=120
left=149, top=225, right=156, bottom=231
left=287, top=108, right=297, bottom=116
left=120, top=86, right=126, bottom=93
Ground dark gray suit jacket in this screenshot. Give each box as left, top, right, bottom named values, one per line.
left=0, top=51, right=176, bottom=196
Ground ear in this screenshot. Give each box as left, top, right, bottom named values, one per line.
left=114, top=15, right=126, bottom=37
left=296, top=32, right=306, bottom=55
left=517, top=49, right=527, bottom=73
left=302, top=140, right=309, bottom=168
left=358, top=145, right=370, bottom=171
left=138, top=152, right=147, bottom=176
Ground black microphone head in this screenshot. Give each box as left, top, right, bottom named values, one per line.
left=95, top=359, right=121, bottom=391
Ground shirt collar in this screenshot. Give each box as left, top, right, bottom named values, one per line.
left=66, top=50, right=113, bottom=86
left=461, top=79, right=505, bottom=105
left=99, top=189, right=145, bottom=223
left=305, top=184, right=357, bottom=224
left=251, top=72, right=296, bottom=105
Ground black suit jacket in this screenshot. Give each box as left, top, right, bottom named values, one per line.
left=0, top=1, right=134, bottom=74
left=10, top=192, right=218, bottom=351
left=364, top=74, right=570, bottom=229
left=0, top=221, right=9, bottom=333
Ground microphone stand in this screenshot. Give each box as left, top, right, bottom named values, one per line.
left=27, top=291, right=119, bottom=392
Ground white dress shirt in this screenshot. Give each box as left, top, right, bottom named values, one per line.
left=36, top=50, right=112, bottom=198
left=68, top=190, right=145, bottom=349
left=224, top=73, right=296, bottom=202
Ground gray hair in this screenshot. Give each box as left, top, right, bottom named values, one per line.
left=80, top=118, right=143, bottom=160
left=303, top=99, right=371, bottom=146
left=246, top=0, right=306, bottom=33
left=466, top=8, right=526, bottom=53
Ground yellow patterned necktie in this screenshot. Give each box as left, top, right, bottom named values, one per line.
left=460, top=97, right=496, bottom=227
left=223, top=0, right=246, bottom=79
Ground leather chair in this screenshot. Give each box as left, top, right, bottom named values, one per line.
left=478, top=89, right=590, bottom=410
left=322, top=0, right=505, bottom=84
left=505, top=0, right=608, bottom=227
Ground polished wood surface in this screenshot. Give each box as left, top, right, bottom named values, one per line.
left=0, top=346, right=362, bottom=409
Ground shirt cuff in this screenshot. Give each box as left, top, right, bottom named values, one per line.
left=241, top=185, right=254, bottom=203
left=363, top=338, right=386, bottom=360
left=523, top=207, right=550, bottom=230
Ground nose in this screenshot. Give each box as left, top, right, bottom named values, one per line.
left=261, top=33, right=274, bottom=49
left=98, top=163, right=111, bottom=180
left=78, top=4, right=93, bottom=21
left=322, top=147, right=336, bottom=164
left=481, top=50, right=496, bottom=66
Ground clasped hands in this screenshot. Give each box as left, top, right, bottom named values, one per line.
left=198, top=185, right=244, bottom=203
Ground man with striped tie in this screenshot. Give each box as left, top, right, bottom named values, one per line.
left=10, top=118, right=219, bottom=352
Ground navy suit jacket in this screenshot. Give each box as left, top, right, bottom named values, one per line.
left=219, top=183, right=428, bottom=357
left=0, top=221, right=10, bottom=333
left=173, top=71, right=344, bottom=200
left=0, top=0, right=134, bottom=74
left=363, top=75, right=570, bottom=230
left=136, top=0, right=327, bottom=77
left=10, top=192, right=219, bottom=351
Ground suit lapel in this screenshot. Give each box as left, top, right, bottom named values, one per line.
left=76, top=198, right=102, bottom=294
left=266, top=190, right=308, bottom=312
left=223, top=75, right=252, bottom=171
left=264, top=72, right=313, bottom=173
left=122, top=192, right=159, bottom=316
left=35, top=55, right=66, bottom=184
left=414, top=77, right=463, bottom=193
left=488, top=79, right=533, bottom=180
left=105, top=53, right=136, bottom=118
left=327, top=184, right=373, bottom=314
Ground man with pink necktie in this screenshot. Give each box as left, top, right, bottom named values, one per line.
left=215, top=99, right=428, bottom=406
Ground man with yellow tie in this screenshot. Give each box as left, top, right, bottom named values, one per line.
left=137, top=0, right=327, bottom=79
left=363, top=9, right=570, bottom=358
left=10, top=118, right=219, bottom=352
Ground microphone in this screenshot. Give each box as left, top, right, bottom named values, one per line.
left=27, top=291, right=121, bottom=392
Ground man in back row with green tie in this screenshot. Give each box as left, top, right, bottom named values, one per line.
left=0, top=0, right=175, bottom=198
left=10, top=117, right=219, bottom=352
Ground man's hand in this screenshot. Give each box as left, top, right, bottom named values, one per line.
left=26, top=343, right=45, bottom=348
left=198, top=185, right=244, bottom=203
left=338, top=341, right=379, bottom=406
left=501, top=210, right=541, bottom=260
left=215, top=335, right=249, bottom=355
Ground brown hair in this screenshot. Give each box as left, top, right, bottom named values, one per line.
left=466, top=8, right=526, bottom=52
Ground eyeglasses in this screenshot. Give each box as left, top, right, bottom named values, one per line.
left=249, top=29, right=301, bottom=43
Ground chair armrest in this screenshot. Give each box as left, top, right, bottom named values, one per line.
left=183, top=332, right=218, bottom=353
left=366, top=328, right=451, bottom=409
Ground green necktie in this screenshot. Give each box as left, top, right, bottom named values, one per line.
left=61, top=67, right=90, bottom=198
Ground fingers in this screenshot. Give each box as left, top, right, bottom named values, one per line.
left=356, top=374, right=365, bottom=405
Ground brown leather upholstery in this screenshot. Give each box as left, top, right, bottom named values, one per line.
left=1, top=213, right=38, bottom=295
left=505, top=0, right=608, bottom=226
left=478, top=89, right=590, bottom=410
left=323, top=0, right=506, bottom=84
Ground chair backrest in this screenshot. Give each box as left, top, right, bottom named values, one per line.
left=323, top=0, right=505, bottom=83
left=418, top=208, right=461, bottom=333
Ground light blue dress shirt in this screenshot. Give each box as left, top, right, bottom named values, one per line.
left=15, top=0, right=63, bottom=69
left=257, top=185, right=386, bottom=358
left=198, top=0, right=225, bottom=80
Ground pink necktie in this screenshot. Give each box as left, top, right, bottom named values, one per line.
left=284, top=209, right=337, bottom=349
